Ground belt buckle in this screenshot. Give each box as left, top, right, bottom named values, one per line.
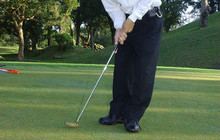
left=154, top=7, right=163, bottom=18
left=147, top=7, right=162, bottom=18
left=155, top=7, right=162, bottom=18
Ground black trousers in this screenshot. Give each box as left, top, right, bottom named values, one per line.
left=109, top=11, right=164, bottom=122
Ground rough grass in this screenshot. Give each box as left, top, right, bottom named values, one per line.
left=158, top=12, right=220, bottom=69
left=0, top=62, right=219, bottom=140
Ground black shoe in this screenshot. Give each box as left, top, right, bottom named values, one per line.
left=99, top=114, right=125, bottom=125
left=125, top=120, right=141, bottom=132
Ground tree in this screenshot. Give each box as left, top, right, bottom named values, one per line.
left=42, top=0, right=78, bottom=48
left=161, top=0, right=194, bottom=32
left=71, top=0, right=110, bottom=50
left=0, top=0, right=78, bottom=60
left=0, top=0, right=48, bottom=60
left=23, top=16, right=44, bottom=52
left=218, top=0, right=220, bottom=11
left=72, top=8, right=81, bottom=45
left=191, top=0, right=220, bottom=14
left=200, top=0, right=212, bottom=28
left=209, top=0, right=219, bottom=13
left=0, top=8, right=14, bottom=36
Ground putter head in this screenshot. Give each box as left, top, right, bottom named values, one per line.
left=65, top=122, right=79, bottom=127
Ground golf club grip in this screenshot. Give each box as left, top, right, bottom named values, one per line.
left=75, top=45, right=117, bottom=122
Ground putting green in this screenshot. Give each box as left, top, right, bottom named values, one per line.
left=0, top=62, right=219, bottom=140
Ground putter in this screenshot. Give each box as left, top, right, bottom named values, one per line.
left=0, top=64, right=6, bottom=67
left=65, top=45, right=118, bottom=127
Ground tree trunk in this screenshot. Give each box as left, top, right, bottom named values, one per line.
left=47, top=26, right=52, bottom=47
left=86, top=26, right=91, bottom=44
left=75, top=22, right=80, bottom=45
left=209, top=0, right=216, bottom=14
left=76, top=9, right=81, bottom=45
left=107, top=16, right=115, bottom=45
left=110, top=25, right=115, bottom=45
left=70, top=21, right=76, bottom=46
left=16, top=22, right=25, bottom=61
left=89, top=26, right=94, bottom=50
left=32, top=38, right=38, bottom=51
left=200, top=0, right=211, bottom=28
left=80, top=27, right=90, bottom=46
left=218, top=0, right=220, bottom=11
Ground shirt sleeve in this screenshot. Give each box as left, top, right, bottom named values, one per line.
left=128, top=0, right=162, bottom=23
left=101, top=0, right=126, bottom=29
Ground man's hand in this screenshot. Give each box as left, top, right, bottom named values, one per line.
left=114, top=28, right=122, bottom=45
left=114, top=28, right=128, bottom=46
left=119, top=32, right=127, bottom=45
left=122, top=18, right=135, bottom=34
left=115, top=18, right=134, bottom=45
left=119, top=18, right=134, bottom=45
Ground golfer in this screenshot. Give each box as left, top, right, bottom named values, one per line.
left=100, top=0, right=163, bottom=132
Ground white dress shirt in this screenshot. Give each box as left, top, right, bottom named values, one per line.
left=101, top=0, right=162, bottom=29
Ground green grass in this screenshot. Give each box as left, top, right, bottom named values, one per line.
left=158, top=12, right=220, bottom=69
left=0, top=46, right=18, bottom=61
left=0, top=62, right=219, bottom=140
left=0, top=46, right=18, bottom=55
left=0, top=45, right=116, bottom=64
left=25, top=45, right=116, bottom=64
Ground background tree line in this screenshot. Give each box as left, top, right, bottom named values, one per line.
left=0, top=0, right=219, bottom=61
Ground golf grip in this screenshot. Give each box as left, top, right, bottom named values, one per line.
left=75, top=45, right=118, bottom=123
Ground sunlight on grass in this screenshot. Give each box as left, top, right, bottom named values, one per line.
left=156, top=74, right=220, bottom=81
left=0, top=46, right=18, bottom=54
left=22, top=70, right=113, bottom=76
left=1, top=101, right=216, bottom=115
left=0, top=86, right=111, bottom=96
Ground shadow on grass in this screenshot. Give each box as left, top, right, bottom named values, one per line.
left=0, top=54, right=17, bottom=61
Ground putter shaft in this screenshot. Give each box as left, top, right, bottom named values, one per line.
left=74, top=45, right=117, bottom=124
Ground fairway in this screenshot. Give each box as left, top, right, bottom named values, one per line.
left=0, top=62, right=219, bottom=140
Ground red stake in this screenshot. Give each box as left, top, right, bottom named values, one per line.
left=0, top=68, right=20, bottom=74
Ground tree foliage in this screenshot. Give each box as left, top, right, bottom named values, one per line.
left=2, top=0, right=216, bottom=60
left=54, top=33, right=73, bottom=51
left=161, top=0, right=193, bottom=32
left=0, top=0, right=48, bottom=60
left=190, top=0, right=220, bottom=14
left=71, top=0, right=110, bottom=50
left=209, top=0, right=220, bottom=13
left=0, top=0, right=78, bottom=60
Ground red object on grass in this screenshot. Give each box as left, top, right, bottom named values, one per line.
left=0, top=68, right=20, bottom=74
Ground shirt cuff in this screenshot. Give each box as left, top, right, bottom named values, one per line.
left=114, top=23, right=123, bottom=29
left=128, top=14, right=139, bottom=23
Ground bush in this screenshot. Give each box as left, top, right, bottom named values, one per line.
left=0, top=34, right=17, bottom=46
left=53, top=33, right=74, bottom=51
